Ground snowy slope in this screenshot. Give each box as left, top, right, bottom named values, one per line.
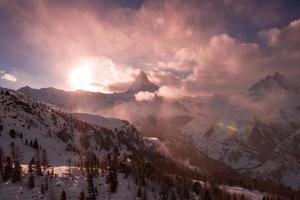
left=180, top=73, right=300, bottom=189
left=0, top=87, right=149, bottom=165
left=0, top=166, right=269, bottom=200
left=17, top=72, right=300, bottom=190
left=1, top=87, right=281, bottom=200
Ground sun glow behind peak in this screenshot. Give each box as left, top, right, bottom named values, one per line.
left=67, top=56, right=136, bottom=93
left=69, top=66, right=92, bottom=91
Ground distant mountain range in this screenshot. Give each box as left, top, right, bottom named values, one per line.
left=18, top=71, right=159, bottom=112
left=17, top=72, right=300, bottom=189
left=2, top=84, right=291, bottom=199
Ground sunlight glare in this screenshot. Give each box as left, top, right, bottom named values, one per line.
left=69, top=66, right=92, bottom=90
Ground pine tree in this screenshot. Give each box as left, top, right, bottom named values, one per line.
left=28, top=173, right=35, bottom=189
left=41, top=149, right=49, bottom=172
left=240, top=194, right=246, bottom=200
left=142, top=188, right=147, bottom=200
left=86, top=175, right=96, bottom=200
left=45, top=177, right=49, bottom=191
left=50, top=167, right=54, bottom=179
left=79, top=191, right=85, bottom=200
left=4, top=156, right=13, bottom=181
left=35, top=149, right=43, bottom=176
left=33, top=138, right=39, bottom=150
left=28, top=157, right=35, bottom=173
left=106, top=168, right=118, bottom=193
left=60, top=190, right=67, bottom=200
left=12, top=160, right=22, bottom=183
left=170, top=189, right=177, bottom=200
left=41, top=184, right=45, bottom=196
left=203, top=189, right=211, bottom=200
left=0, top=146, right=4, bottom=180
left=94, top=186, right=98, bottom=196
left=137, top=187, right=142, bottom=198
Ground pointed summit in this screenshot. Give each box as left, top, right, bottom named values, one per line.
left=135, top=71, right=149, bottom=83
left=248, top=72, right=299, bottom=94
left=127, top=71, right=159, bottom=93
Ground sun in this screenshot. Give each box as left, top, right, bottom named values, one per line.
left=69, top=66, right=92, bottom=90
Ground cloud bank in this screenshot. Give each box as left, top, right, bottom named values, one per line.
left=0, top=0, right=299, bottom=96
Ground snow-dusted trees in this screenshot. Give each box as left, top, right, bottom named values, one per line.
left=60, top=190, right=67, bottom=200
left=41, top=149, right=49, bottom=172
left=0, top=146, right=4, bottom=180
left=106, top=168, right=118, bottom=193
left=9, top=143, right=22, bottom=183
left=33, top=138, right=39, bottom=150
left=84, top=151, right=99, bottom=176
left=27, top=173, right=35, bottom=189
left=35, top=149, right=43, bottom=176
left=9, top=129, right=16, bottom=138
left=79, top=191, right=85, bottom=200
left=86, top=175, right=96, bottom=200
left=4, top=156, right=13, bottom=181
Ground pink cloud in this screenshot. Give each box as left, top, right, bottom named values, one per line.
left=135, top=91, right=156, bottom=101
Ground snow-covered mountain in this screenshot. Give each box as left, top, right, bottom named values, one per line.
left=13, top=72, right=300, bottom=194
left=0, top=87, right=148, bottom=165
left=248, top=72, right=300, bottom=95
left=18, top=71, right=159, bottom=113
left=2, top=87, right=293, bottom=199
left=180, top=72, right=300, bottom=189
left=127, top=71, right=159, bottom=93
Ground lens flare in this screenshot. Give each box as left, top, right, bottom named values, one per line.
left=217, top=122, right=253, bottom=140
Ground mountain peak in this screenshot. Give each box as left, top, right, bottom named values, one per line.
left=136, top=70, right=148, bottom=82
left=248, top=72, right=299, bottom=94
left=127, top=71, right=159, bottom=93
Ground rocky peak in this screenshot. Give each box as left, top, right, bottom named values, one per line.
left=127, top=71, right=159, bottom=93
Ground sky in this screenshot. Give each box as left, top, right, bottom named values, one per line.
left=0, top=0, right=300, bottom=96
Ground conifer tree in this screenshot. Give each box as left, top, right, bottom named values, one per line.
left=33, top=138, right=39, bottom=150
left=45, top=177, right=49, bottom=191
left=0, top=146, right=4, bottom=180
left=60, top=190, right=67, bottom=200
left=106, top=168, right=118, bottom=193
left=4, top=156, right=13, bottom=181
left=12, top=160, right=22, bottom=183
left=79, top=191, right=85, bottom=200
left=28, top=173, right=35, bottom=189
left=86, top=175, right=96, bottom=200
left=28, top=157, right=35, bottom=173
left=41, top=149, right=49, bottom=172
left=35, top=149, right=43, bottom=176
left=41, top=184, right=45, bottom=196
left=137, top=187, right=142, bottom=198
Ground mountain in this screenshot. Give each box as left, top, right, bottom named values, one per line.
left=127, top=71, right=159, bottom=93
left=18, top=71, right=159, bottom=113
left=179, top=73, right=300, bottom=189
left=1, top=87, right=293, bottom=199
left=248, top=72, right=300, bottom=95
left=15, top=72, right=300, bottom=191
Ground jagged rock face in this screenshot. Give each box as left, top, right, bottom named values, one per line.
left=18, top=71, right=159, bottom=112
left=127, top=71, right=159, bottom=93
left=248, top=72, right=300, bottom=95
left=180, top=73, right=300, bottom=188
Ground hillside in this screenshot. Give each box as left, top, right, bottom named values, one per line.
left=180, top=73, right=300, bottom=189
left=1, top=87, right=299, bottom=199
